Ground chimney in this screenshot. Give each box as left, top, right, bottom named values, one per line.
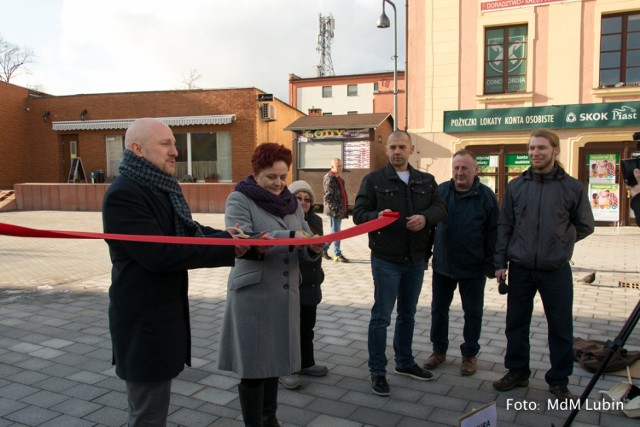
left=308, top=107, right=322, bottom=116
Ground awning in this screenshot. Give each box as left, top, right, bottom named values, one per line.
left=51, top=115, right=236, bottom=131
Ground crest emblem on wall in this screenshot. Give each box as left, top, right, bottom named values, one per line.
left=487, top=35, right=526, bottom=74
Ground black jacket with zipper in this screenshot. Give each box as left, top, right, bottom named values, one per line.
left=353, top=162, right=447, bottom=263
left=494, top=165, right=594, bottom=271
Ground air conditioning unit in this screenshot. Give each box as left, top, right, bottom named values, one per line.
left=259, top=103, right=276, bottom=121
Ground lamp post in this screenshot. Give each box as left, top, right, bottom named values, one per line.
left=377, top=0, right=397, bottom=131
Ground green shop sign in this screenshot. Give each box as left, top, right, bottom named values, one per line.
left=444, top=101, right=640, bottom=133
left=505, top=154, right=531, bottom=167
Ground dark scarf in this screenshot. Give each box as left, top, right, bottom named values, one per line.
left=119, top=149, right=202, bottom=237
left=235, top=175, right=298, bottom=217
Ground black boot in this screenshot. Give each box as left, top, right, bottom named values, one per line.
left=262, top=377, right=280, bottom=427
left=238, top=379, right=264, bottom=427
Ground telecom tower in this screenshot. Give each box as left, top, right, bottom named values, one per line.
left=316, top=13, right=335, bottom=77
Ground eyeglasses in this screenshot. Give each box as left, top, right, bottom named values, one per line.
left=295, top=196, right=312, bottom=203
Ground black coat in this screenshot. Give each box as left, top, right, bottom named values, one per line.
left=102, top=175, right=235, bottom=382
left=299, top=211, right=324, bottom=306
left=431, top=177, right=499, bottom=279
left=353, top=163, right=447, bottom=263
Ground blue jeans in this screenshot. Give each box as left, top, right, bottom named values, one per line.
left=368, top=255, right=425, bottom=376
left=323, top=216, right=342, bottom=256
left=505, top=262, right=573, bottom=386
left=430, top=271, right=486, bottom=357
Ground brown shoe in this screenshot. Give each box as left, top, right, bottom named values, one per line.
left=493, top=370, right=529, bottom=391
left=549, top=384, right=574, bottom=402
left=423, top=352, right=446, bottom=370
left=460, top=356, right=477, bottom=376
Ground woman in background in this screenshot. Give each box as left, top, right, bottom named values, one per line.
left=279, top=180, right=328, bottom=390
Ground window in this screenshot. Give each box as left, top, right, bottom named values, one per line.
left=484, top=25, right=527, bottom=94
left=299, top=141, right=342, bottom=168
left=599, top=12, right=640, bottom=88
left=347, top=84, right=358, bottom=96
left=323, top=112, right=333, bottom=116
left=175, top=131, right=232, bottom=181
left=322, top=86, right=332, bottom=97
left=373, top=82, right=379, bottom=93
left=347, top=111, right=358, bottom=115
left=107, top=131, right=232, bottom=181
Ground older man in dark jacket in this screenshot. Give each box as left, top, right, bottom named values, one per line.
left=423, top=149, right=499, bottom=377
left=354, top=130, right=447, bottom=396
left=103, top=118, right=247, bottom=426
left=493, top=129, right=594, bottom=402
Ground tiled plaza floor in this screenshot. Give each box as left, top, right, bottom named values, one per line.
left=1, top=211, right=639, bottom=426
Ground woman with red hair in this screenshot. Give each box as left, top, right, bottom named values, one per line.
left=218, top=143, right=323, bottom=426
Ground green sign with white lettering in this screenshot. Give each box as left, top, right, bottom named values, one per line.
left=505, top=154, right=531, bottom=167
left=444, top=101, right=640, bottom=133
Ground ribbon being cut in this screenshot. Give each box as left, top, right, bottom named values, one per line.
left=0, top=211, right=399, bottom=246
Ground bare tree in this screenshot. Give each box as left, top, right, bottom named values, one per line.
left=0, top=36, right=34, bottom=82
left=180, top=68, right=202, bottom=90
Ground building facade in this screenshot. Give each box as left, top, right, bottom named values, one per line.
left=0, top=82, right=303, bottom=189
left=408, top=0, right=639, bottom=225
left=288, top=71, right=406, bottom=129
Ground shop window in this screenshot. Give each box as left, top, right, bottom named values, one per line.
left=299, top=140, right=342, bottom=169
left=347, top=84, right=358, bottom=96
left=484, top=25, right=527, bottom=94
left=599, top=12, right=640, bottom=88
left=322, top=86, right=332, bottom=97
left=471, top=144, right=528, bottom=204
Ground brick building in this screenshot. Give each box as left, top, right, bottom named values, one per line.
left=0, top=81, right=303, bottom=189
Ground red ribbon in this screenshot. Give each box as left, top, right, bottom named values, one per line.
left=0, top=212, right=399, bottom=246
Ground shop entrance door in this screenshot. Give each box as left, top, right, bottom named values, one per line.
left=579, top=141, right=639, bottom=226
left=471, top=144, right=528, bottom=206
left=60, top=135, right=79, bottom=183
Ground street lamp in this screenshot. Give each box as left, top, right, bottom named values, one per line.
left=377, top=0, right=397, bottom=131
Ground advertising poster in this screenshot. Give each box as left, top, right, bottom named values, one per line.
left=588, top=154, right=617, bottom=184
left=589, top=183, right=620, bottom=222
left=343, top=140, right=370, bottom=169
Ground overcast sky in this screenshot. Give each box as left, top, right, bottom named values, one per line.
left=1, top=0, right=406, bottom=102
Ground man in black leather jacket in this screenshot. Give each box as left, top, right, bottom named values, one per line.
left=354, top=130, right=447, bottom=396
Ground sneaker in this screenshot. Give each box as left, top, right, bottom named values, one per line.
left=423, top=352, right=446, bottom=370
left=322, top=249, right=331, bottom=260
left=493, top=370, right=529, bottom=391
left=371, top=375, right=390, bottom=396
left=394, top=364, right=434, bottom=381
left=549, top=384, right=574, bottom=401
left=460, top=356, right=477, bottom=376
left=278, top=375, right=301, bottom=390
left=334, top=254, right=349, bottom=263
left=296, top=364, right=328, bottom=377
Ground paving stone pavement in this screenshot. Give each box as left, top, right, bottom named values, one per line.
left=1, top=210, right=639, bottom=427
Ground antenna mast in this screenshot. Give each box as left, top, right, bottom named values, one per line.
left=316, top=13, right=335, bottom=77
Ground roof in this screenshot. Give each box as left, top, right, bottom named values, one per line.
left=51, top=115, right=236, bottom=131
left=284, top=113, right=392, bottom=131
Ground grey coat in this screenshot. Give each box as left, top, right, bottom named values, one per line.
left=218, top=191, right=318, bottom=378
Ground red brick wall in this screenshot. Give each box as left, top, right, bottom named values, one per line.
left=0, top=82, right=31, bottom=188
left=3, top=87, right=303, bottom=188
